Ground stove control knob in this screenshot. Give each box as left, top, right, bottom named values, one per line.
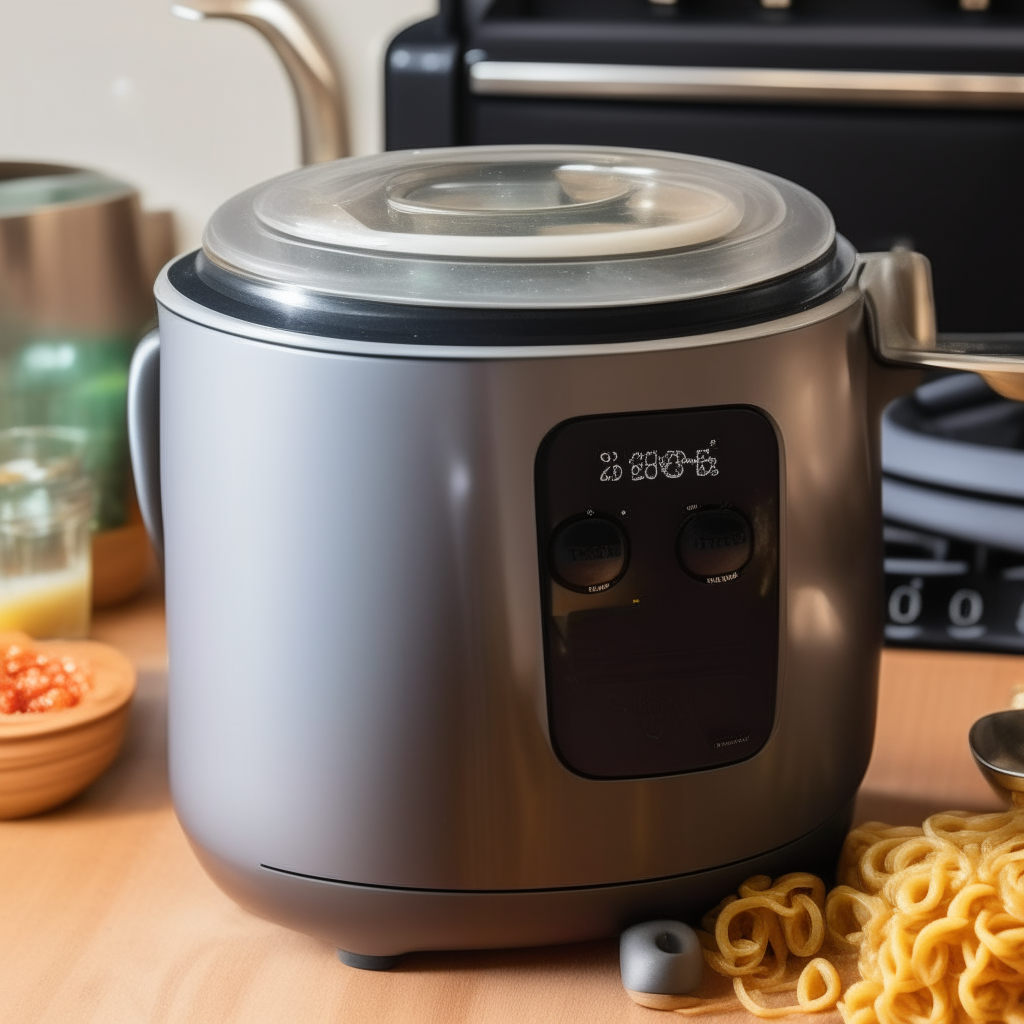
left=549, top=515, right=629, bottom=593
left=677, top=509, right=752, bottom=582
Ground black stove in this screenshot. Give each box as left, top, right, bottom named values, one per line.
left=385, top=1, right=1024, bottom=651
left=386, top=0, right=1024, bottom=337
left=883, top=373, right=1024, bottom=653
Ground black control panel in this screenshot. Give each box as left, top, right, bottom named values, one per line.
left=535, top=406, right=780, bottom=780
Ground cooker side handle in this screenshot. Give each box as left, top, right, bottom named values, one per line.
left=858, top=249, right=936, bottom=365
left=128, top=329, right=163, bottom=564
left=860, top=249, right=1024, bottom=400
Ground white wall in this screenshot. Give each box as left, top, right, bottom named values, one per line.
left=0, top=0, right=436, bottom=249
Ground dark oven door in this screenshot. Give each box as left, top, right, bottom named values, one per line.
left=386, top=0, right=1024, bottom=335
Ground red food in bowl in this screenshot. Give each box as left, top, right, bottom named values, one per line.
left=0, top=640, right=93, bottom=714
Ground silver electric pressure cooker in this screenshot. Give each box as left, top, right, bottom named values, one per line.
left=127, top=145, right=1022, bottom=967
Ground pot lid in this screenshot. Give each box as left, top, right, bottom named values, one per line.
left=201, top=145, right=837, bottom=310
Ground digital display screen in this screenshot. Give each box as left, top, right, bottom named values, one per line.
left=598, top=441, right=719, bottom=482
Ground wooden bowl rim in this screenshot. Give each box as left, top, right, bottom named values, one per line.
left=0, top=634, right=137, bottom=739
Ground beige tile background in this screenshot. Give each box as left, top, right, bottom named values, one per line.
left=0, top=0, right=435, bottom=248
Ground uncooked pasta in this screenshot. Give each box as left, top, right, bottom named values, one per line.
left=693, top=872, right=842, bottom=1018
left=827, top=808, right=1024, bottom=1024
left=635, top=808, right=1024, bottom=1021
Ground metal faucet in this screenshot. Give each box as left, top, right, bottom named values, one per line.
left=171, top=0, right=347, bottom=165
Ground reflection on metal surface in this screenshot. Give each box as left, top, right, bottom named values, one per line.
left=860, top=249, right=1024, bottom=381
left=970, top=709, right=1024, bottom=799
left=470, top=62, right=1024, bottom=111
left=171, top=0, right=346, bottom=165
left=861, top=249, right=936, bottom=360
left=0, top=163, right=151, bottom=335
left=978, top=370, right=1024, bottom=401
left=791, top=586, right=843, bottom=646
left=157, top=298, right=877, bottom=895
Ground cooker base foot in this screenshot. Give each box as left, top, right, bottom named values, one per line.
left=336, top=949, right=403, bottom=971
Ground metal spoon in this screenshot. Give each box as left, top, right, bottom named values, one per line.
left=969, top=709, right=1024, bottom=801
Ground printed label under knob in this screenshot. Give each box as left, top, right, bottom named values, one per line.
left=549, top=515, right=629, bottom=593
left=677, top=508, right=752, bottom=583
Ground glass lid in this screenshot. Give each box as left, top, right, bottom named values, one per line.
left=201, top=145, right=837, bottom=309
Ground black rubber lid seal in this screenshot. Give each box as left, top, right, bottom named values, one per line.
left=167, top=237, right=856, bottom=347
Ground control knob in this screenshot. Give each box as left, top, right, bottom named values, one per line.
left=549, top=515, right=629, bottom=593
left=677, top=508, right=752, bottom=582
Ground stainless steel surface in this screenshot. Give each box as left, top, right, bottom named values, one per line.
left=469, top=61, right=1024, bottom=111
left=134, top=154, right=1006, bottom=956
left=171, top=0, right=346, bottom=165
left=127, top=330, right=162, bottom=562
left=861, top=250, right=937, bottom=361
left=970, top=710, right=1024, bottom=797
left=0, top=163, right=151, bottom=335
left=193, top=803, right=852, bottom=956
left=978, top=370, right=1024, bottom=402
left=154, top=267, right=859, bottom=361
left=152, top=291, right=879, bottom=905
left=859, top=248, right=1024, bottom=381
left=131, top=148, right=1003, bottom=957
left=887, top=344, right=1024, bottom=376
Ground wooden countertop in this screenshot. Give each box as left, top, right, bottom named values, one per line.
left=3, top=582, right=1023, bottom=1024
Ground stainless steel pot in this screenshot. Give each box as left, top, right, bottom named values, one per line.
left=0, top=163, right=152, bottom=339
left=127, top=145, right=1024, bottom=965
left=0, top=163, right=169, bottom=606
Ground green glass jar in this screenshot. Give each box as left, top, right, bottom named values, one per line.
left=1, top=333, right=134, bottom=531
left=0, top=165, right=154, bottom=536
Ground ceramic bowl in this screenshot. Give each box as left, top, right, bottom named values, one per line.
left=0, top=633, right=136, bottom=819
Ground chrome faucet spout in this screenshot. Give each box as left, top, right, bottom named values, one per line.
left=172, top=0, right=347, bottom=165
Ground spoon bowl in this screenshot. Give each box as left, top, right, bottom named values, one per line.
left=969, top=709, right=1024, bottom=801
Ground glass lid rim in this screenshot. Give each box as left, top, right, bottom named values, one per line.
left=201, top=143, right=837, bottom=310
left=243, top=144, right=791, bottom=260
left=168, top=238, right=857, bottom=350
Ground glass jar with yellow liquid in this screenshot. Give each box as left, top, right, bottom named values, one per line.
left=0, top=428, right=93, bottom=638
left=0, top=164, right=163, bottom=609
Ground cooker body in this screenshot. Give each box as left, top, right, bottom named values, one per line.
left=157, top=288, right=882, bottom=954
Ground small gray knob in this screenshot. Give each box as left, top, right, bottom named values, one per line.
left=619, top=920, right=703, bottom=996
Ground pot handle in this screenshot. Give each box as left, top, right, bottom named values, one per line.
left=128, top=329, right=163, bottom=563
left=859, top=249, right=937, bottom=364
left=860, top=248, right=1024, bottom=400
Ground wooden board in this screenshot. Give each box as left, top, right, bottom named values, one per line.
left=1, top=597, right=1021, bottom=1024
